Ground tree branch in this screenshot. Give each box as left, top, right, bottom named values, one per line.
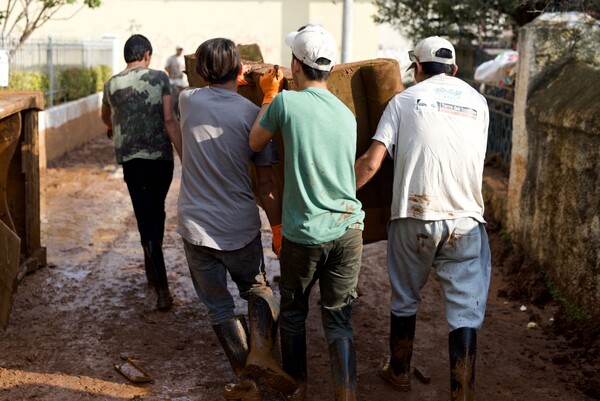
left=2, top=0, right=101, bottom=55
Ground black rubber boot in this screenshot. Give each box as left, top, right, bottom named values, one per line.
left=449, top=327, right=477, bottom=401
left=141, top=243, right=155, bottom=286
left=378, top=313, right=416, bottom=391
left=213, top=316, right=261, bottom=401
left=329, top=338, right=358, bottom=401
left=145, top=240, right=172, bottom=311
left=245, top=292, right=297, bottom=394
left=280, top=328, right=307, bottom=401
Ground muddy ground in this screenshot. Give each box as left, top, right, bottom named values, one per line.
left=0, top=135, right=598, bottom=401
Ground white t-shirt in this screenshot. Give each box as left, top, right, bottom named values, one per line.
left=165, top=54, right=186, bottom=87
left=373, top=74, right=489, bottom=223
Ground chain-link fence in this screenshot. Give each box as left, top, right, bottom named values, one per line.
left=4, top=36, right=116, bottom=106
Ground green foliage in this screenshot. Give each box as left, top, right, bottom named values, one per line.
left=500, top=229, right=513, bottom=248
left=84, top=0, right=102, bottom=7
left=58, top=67, right=93, bottom=101
left=58, top=65, right=111, bottom=101
left=90, top=65, right=113, bottom=92
left=544, top=273, right=592, bottom=321
left=1, top=65, right=111, bottom=104
left=373, top=0, right=516, bottom=42
left=40, top=0, right=102, bottom=7
left=372, top=0, right=600, bottom=43
left=3, top=71, right=49, bottom=92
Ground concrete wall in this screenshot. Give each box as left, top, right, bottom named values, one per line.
left=39, top=93, right=105, bottom=168
left=508, top=13, right=600, bottom=318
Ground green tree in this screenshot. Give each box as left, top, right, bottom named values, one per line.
left=1, top=0, right=102, bottom=55
left=372, top=0, right=600, bottom=44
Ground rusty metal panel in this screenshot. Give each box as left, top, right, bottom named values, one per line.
left=23, top=110, right=43, bottom=260
left=0, top=113, right=21, bottom=232
left=0, top=91, right=46, bottom=328
left=0, top=219, right=20, bottom=329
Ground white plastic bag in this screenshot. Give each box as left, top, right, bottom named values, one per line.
left=474, top=50, right=518, bottom=85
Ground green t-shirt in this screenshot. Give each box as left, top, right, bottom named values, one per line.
left=259, top=87, right=364, bottom=244
left=102, top=67, right=173, bottom=164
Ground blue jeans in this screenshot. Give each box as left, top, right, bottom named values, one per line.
left=183, top=234, right=267, bottom=325
left=279, top=229, right=363, bottom=344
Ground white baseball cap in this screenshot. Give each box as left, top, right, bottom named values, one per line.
left=408, top=36, right=455, bottom=70
left=284, top=24, right=337, bottom=71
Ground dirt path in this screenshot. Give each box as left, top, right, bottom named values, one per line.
left=0, top=136, right=596, bottom=401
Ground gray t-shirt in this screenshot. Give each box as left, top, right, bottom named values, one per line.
left=177, top=86, right=277, bottom=250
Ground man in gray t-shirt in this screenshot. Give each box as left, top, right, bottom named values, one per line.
left=177, top=85, right=274, bottom=250
left=177, top=38, right=295, bottom=399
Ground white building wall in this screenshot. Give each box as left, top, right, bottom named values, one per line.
left=28, top=0, right=401, bottom=74
left=377, top=23, right=414, bottom=75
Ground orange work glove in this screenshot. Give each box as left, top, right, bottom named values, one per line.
left=260, top=65, right=284, bottom=105
left=237, top=63, right=251, bottom=86
left=271, top=224, right=282, bottom=257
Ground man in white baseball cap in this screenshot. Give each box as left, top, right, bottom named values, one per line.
left=284, top=23, right=337, bottom=71
left=406, top=35, right=457, bottom=74
left=250, top=23, right=365, bottom=401
left=355, top=35, right=491, bottom=401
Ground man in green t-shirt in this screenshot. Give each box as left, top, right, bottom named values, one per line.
left=249, top=24, right=365, bottom=401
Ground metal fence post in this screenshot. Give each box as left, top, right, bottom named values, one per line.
left=47, top=36, right=54, bottom=107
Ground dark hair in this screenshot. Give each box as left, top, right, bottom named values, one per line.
left=421, top=62, right=454, bottom=77
left=124, top=34, right=152, bottom=63
left=195, top=38, right=241, bottom=84
left=292, top=54, right=330, bottom=81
